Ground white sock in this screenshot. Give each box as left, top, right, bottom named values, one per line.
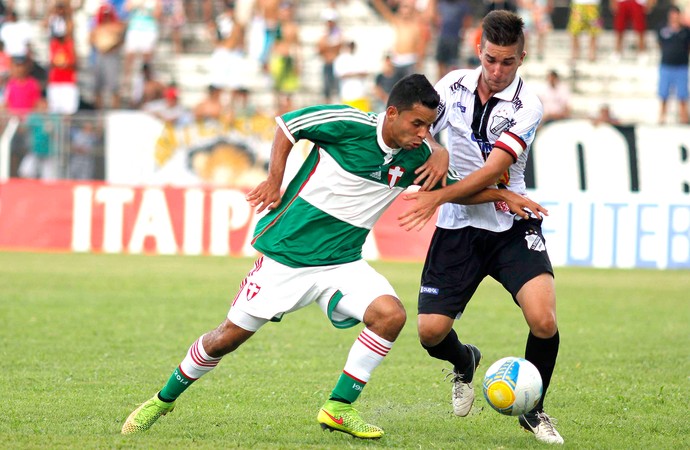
left=343, top=328, right=393, bottom=383
left=179, top=335, right=222, bottom=380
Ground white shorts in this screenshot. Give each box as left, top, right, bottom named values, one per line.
left=227, top=256, right=397, bottom=332
left=124, top=28, right=158, bottom=54
left=209, top=48, right=249, bottom=90
left=47, top=83, right=79, bottom=115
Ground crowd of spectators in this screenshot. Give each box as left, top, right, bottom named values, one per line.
left=0, top=0, right=688, bottom=181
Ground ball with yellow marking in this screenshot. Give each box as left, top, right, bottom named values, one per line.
left=482, top=357, right=542, bottom=416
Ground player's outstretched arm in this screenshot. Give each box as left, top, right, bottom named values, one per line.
left=464, top=189, right=548, bottom=220
left=398, top=187, right=548, bottom=231
left=398, top=149, right=514, bottom=230
left=246, top=126, right=293, bottom=213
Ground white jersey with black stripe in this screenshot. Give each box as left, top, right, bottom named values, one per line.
left=431, top=67, right=543, bottom=232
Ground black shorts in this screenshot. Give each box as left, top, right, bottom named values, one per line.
left=418, top=219, right=554, bottom=319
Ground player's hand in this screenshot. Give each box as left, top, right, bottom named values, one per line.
left=502, top=191, right=549, bottom=220
left=414, top=147, right=449, bottom=191
left=398, top=190, right=442, bottom=231
left=246, top=178, right=282, bottom=213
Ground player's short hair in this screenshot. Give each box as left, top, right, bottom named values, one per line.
left=386, top=74, right=440, bottom=112
left=481, top=10, right=525, bottom=52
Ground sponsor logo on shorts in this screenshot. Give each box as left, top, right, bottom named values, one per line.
left=420, top=286, right=439, bottom=295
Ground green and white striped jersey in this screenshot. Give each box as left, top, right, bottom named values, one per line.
left=252, top=104, right=434, bottom=268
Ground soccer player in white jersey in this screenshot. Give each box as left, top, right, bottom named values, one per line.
left=399, top=11, right=564, bottom=445
left=121, top=74, right=546, bottom=440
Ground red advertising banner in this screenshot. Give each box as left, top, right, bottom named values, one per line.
left=0, top=179, right=435, bottom=261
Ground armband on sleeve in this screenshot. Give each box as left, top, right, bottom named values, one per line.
left=494, top=131, right=526, bottom=162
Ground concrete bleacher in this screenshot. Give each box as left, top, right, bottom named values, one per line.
left=13, top=0, right=664, bottom=124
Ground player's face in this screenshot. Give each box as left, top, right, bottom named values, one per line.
left=387, top=103, right=437, bottom=150
left=478, top=41, right=525, bottom=95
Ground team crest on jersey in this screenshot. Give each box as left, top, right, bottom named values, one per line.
left=524, top=230, right=546, bottom=252
left=490, top=114, right=515, bottom=135
left=387, top=166, right=405, bottom=188
left=246, top=282, right=261, bottom=300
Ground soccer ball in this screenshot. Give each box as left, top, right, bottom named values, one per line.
left=482, top=357, right=542, bottom=416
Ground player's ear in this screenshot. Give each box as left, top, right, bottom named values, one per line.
left=386, top=105, right=398, bottom=121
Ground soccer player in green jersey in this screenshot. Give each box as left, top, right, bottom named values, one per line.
left=121, top=74, right=545, bottom=439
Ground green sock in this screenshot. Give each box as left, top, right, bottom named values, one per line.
left=159, top=367, right=194, bottom=402
left=329, top=372, right=365, bottom=404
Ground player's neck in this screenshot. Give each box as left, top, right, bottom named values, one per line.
left=476, top=77, right=495, bottom=105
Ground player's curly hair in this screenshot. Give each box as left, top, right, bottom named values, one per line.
left=387, top=74, right=440, bottom=112
left=481, top=10, right=525, bottom=52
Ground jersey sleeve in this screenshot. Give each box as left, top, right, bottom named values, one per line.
left=276, top=104, right=373, bottom=146
left=495, top=102, right=542, bottom=162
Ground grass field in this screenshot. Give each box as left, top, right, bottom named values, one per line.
left=2, top=252, right=689, bottom=449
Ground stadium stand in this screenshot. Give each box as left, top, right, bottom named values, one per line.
left=8, top=0, right=664, bottom=123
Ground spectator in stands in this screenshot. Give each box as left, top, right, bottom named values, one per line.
left=592, top=103, right=622, bottom=126
left=269, top=1, right=300, bottom=114
left=143, top=83, right=192, bottom=126
left=160, top=0, right=186, bottom=54
left=90, top=3, right=125, bottom=110
left=254, top=0, right=281, bottom=73
left=4, top=57, right=42, bottom=117
left=415, top=0, right=436, bottom=71
left=567, top=0, right=602, bottom=62
left=18, top=99, right=59, bottom=180
left=538, top=70, right=571, bottom=124
left=373, top=53, right=397, bottom=111
left=47, top=15, right=79, bottom=115
left=434, top=0, right=472, bottom=79
left=316, top=7, right=342, bottom=104
left=370, top=0, right=426, bottom=84
left=610, top=0, right=656, bottom=62
left=657, top=5, right=690, bottom=124
left=1, top=10, right=33, bottom=61
left=130, top=61, right=165, bottom=108
left=517, top=0, right=553, bottom=61
left=69, top=120, right=100, bottom=180
left=193, top=84, right=228, bottom=123
left=44, top=1, right=75, bottom=42
left=208, top=0, right=249, bottom=115
left=123, top=0, right=162, bottom=97
left=333, top=40, right=371, bottom=112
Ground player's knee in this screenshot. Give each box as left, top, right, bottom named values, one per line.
left=417, top=322, right=446, bottom=347
left=529, top=313, right=558, bottom=338
left=365, top=296, right=406, bottom=338
left=381, top=301, right=407, bottom=334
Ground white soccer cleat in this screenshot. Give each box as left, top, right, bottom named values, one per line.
left=519, top=411, right=564, bottom=445
left=446, top=344, right=481, bottom=417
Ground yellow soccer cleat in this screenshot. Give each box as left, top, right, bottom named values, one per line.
left=317, top=399, right=384, bottom=439
left=121, top=395, right=175, bottom=435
